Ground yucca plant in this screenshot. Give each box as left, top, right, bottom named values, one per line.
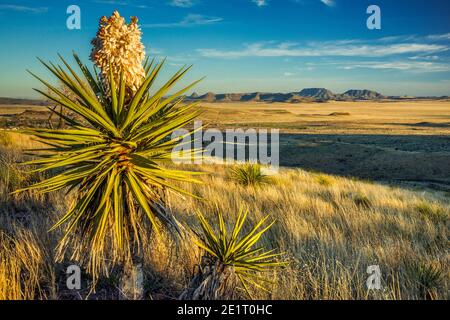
left=180, top=208, right=286, bottom=300
left=406, top=261, right=444, bottom=300
left=229, top=163, right=269, bottom=187
left=14, top=12, right=203, bottom=282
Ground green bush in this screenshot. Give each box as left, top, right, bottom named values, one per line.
left=229, top=163, right=269, bottom=187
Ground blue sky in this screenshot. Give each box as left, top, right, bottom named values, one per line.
left=0, top=0, right=449, bottom=98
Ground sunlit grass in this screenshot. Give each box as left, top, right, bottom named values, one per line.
left=0, top=139, right=449, bottom=299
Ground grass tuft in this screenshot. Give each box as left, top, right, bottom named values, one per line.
left=229, top=163, right=270, bottom=187
left=315, top=174, right=333, bottom=186
left=0, top=230, right=46, bottom=300
left=0, top=131, right=13, bottom=147
left=415, top=201, right=448, bottom=223
left=353, top=194, right=372, bottom=209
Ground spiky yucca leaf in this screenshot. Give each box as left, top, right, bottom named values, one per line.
left=191, top=208, right=287, bottom=298
left=14, top=53, right=203, bottom=277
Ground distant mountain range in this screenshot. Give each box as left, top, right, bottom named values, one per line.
left=0, top=89, right=448, bottom=106
left=0, top=97, right=51, bottom=106
left=186, top=88, right=448, bottom=103
left=187, top=88, right=389, bottom=103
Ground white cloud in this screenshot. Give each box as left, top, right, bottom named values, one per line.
left=378, top=33, right=450, bottom=43
left=94, top=0, right=129, bottom=5
left=320, top=0, right=334, bottom=7
left=252, top=0, right=267, bottom=7
left=142, top=14, right=223, bottom=28
left=409, top=55, right=439, bottom=61
left=197, top=41, right=448, bottom=59
left=427, top=33, right=450, bottom=41
left=283, top=72, right=294, bottom=76
left=296, top=66, right=315, bottom=71
left=170, top=0, right=195, bottom=8
left=0, top=5, right=48, bottom=14
left=94, top=1, right=149, bottom=8
left=181, top=14, right=222, bottom=25
left=339, top=61, right=450, bottom=72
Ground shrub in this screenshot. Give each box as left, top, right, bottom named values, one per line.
left=229, top=163, right=269, bottom=187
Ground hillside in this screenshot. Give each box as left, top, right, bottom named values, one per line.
left=344, top=89, right=386, bottom=100
left=299, top=88, right=336, bottom=100
left=0, top=131, right=448, bottom=299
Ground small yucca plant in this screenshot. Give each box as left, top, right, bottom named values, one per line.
left=229, top=163, right=269, bottom=187
left=407, top=261, right=444, bottom=300
left=14, top=12, right=203, bottom=279
left=180, top=208, right=286, bottom=300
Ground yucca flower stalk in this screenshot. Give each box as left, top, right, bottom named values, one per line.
left=91, top=11, right=146, bottom=99
left=14, top=12, right=204, bottom=280
left=180, top=208, right=287, bottom=300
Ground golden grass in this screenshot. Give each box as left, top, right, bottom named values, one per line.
left=0, top=229, right=46, bottom=300
left=2, top=100, right=450, bottom=136
left=0, top=130, right=448, bottom=299
left=165, top=164, right=449, bottom=299
left=200, top=100, right=450, bottom=135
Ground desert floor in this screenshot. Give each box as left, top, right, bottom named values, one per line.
left=2, top=100, right=450, bottom=188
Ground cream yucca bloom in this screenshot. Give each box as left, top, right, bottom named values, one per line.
left=91, top=11, right=146, bottom=96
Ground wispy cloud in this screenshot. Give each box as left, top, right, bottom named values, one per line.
left=94, top=0, right=128, bottom=5
left=379, top=33, right=450, bottom=43
left=142, top=14, right=223, bottom=28
left=198, top=41, right=448, bottom=59
left=320, top=0, right=334, bottom=7
left=252, top=0, right=268, bottom=7
left=93, top=1, right=149, bottom=8
left=409, top=55, right=440, bottom=61
left=169, top=0, right=196, bottom=8
left=427, top=33, right=450, bottom=41
left=0, top=5, right=48, bottom=14
left=296, top=66, right=315, bottom=71
left=339, top=61, right=450, bottom=72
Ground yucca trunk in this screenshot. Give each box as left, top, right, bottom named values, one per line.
left=180, top=257, right=239, bottom=300
left=119, top=189, right=167, bottom=300
left=119, top=248, right=144, bottom=299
